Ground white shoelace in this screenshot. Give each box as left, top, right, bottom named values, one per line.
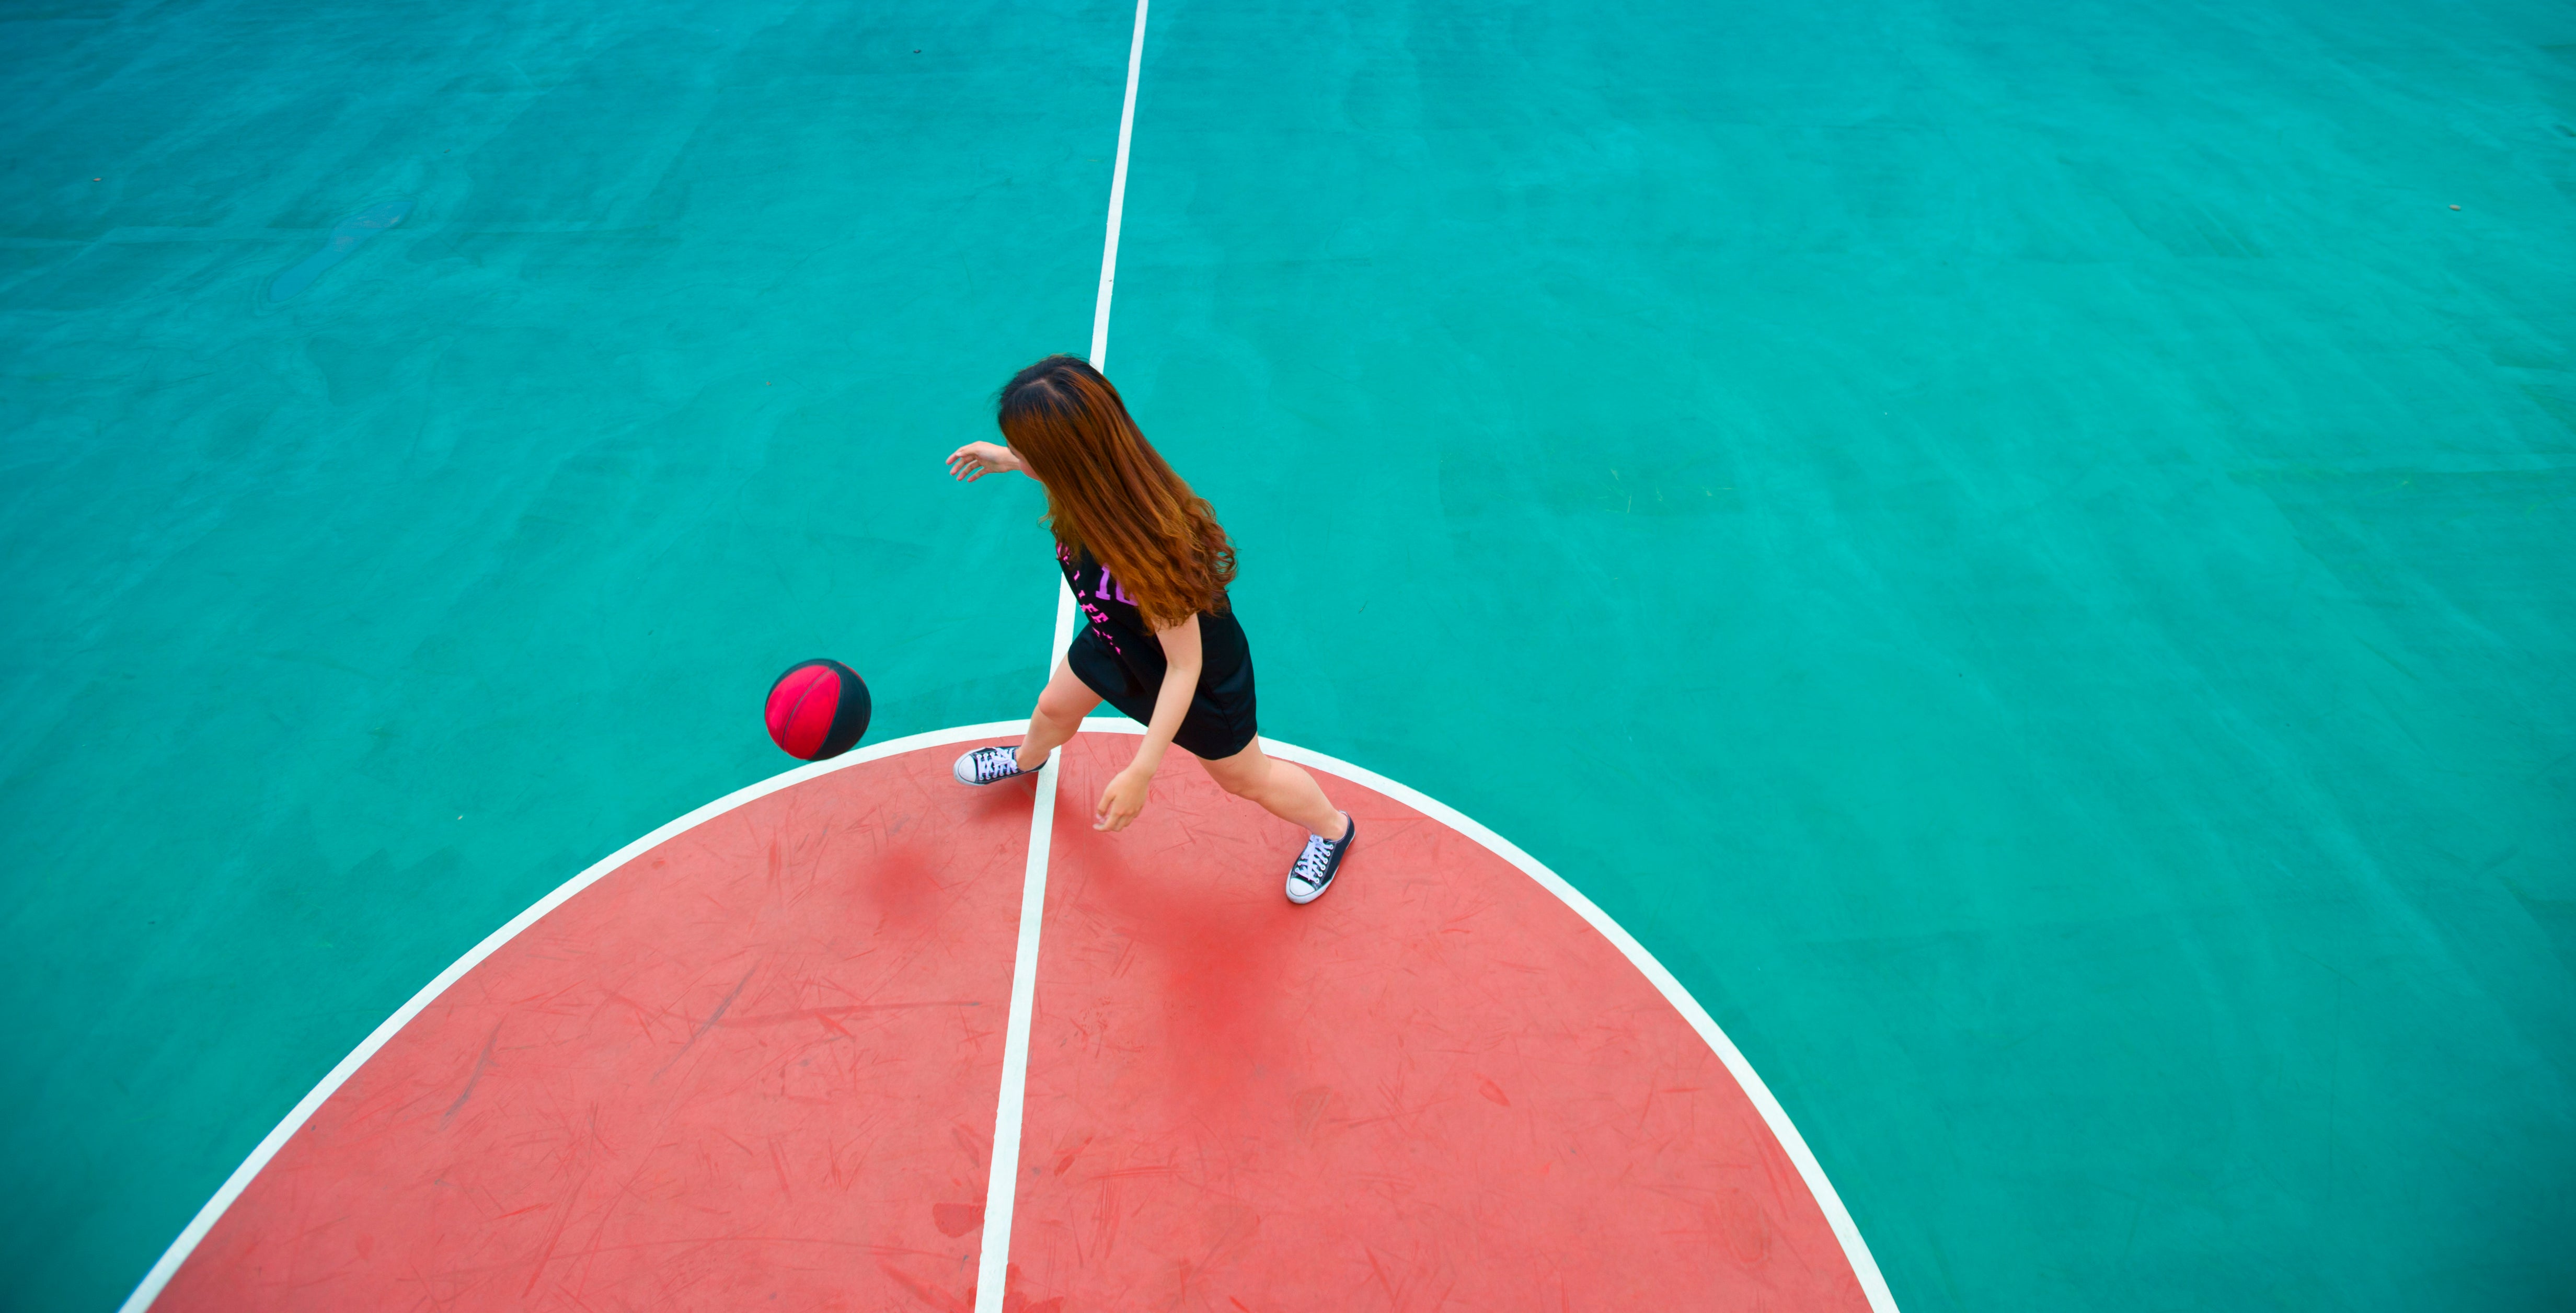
left=970, top=746, right=1028, bottom=782
left=1290, top=831, right=1338, bottom=888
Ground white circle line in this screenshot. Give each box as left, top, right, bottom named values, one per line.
left=122, top=719, right=1899, bottom=1313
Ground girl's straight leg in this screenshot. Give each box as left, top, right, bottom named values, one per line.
left=1016, top=659, right=1100, bottom=770
left=1198, top=739, right=1348, bottom=839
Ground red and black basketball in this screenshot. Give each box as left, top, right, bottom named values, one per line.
left=765, top=659, right=871, bottom=761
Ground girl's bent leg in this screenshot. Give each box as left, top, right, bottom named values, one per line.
left=1017, top=660, right=1100, bottom=770
left=1199, top=739, right=1348, bottom=839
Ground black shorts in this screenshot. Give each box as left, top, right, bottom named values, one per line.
left=1065, top=624, right=1258, bottom=761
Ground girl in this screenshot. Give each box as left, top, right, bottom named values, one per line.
left=944, top=355, right=1356, bottom=904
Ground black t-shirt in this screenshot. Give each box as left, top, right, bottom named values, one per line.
left=1057, top=543, right=1249, bottom=688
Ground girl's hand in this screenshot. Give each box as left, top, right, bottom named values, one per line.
left=1095, top=764, right=1152, bottom=832
left=946, top=441, right=1024, bottom=481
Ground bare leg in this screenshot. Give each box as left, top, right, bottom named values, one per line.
left=1198, top=739, right=1349, bottom=839
left=1015, top=660, right=1100, bottom=771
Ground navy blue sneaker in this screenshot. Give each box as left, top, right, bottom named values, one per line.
left=1286, top=814, right=1354, bottom=905
left=952, top=745, right=1039, bottom=785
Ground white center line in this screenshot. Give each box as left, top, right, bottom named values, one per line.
left=1087, top=0, right=1151, bottom=375
left=972, top=3, right=1149, bottom=1308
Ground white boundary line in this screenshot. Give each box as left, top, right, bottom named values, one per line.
left=116, top=720, right=1034, bottom=1313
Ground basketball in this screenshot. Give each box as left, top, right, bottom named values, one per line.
left=765, top=659, right=871, bottom=761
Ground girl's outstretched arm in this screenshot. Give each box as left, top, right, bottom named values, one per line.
left=1096, top=615, right=1201, bottom=832
left=946, top=441, right=1036, bottom=481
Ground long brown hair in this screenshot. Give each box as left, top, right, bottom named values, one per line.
left=998, top=355, right=1236, bottom=627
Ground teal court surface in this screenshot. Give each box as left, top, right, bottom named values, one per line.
left=4, top=0, right=2574, bottom=1310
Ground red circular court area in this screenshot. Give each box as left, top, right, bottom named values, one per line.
left=148, top=728, right=1881, bottom=1311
